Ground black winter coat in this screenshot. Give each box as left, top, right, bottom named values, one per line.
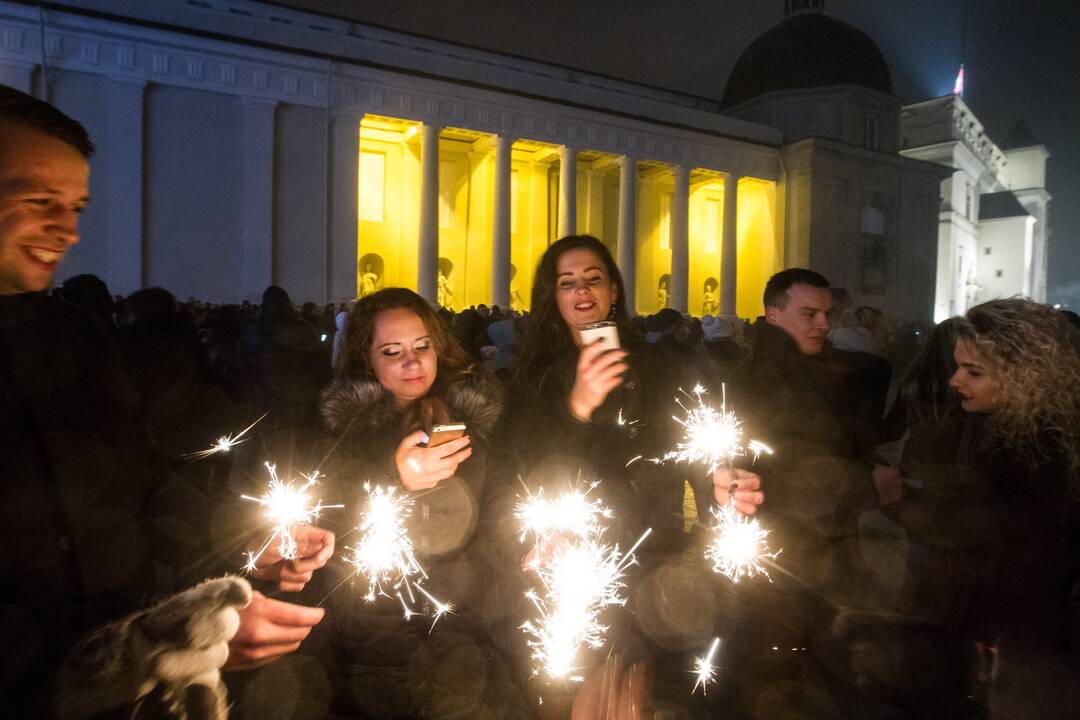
left=732, top=320, right=888, bottom=596
left=0, top=293, right=169, bottom=717
left=315, top=370, right=525, bottom=719
left=882, top=411, right=1080, bottom=719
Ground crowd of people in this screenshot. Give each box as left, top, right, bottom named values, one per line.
left=3, top=85, right=1080, bottom=720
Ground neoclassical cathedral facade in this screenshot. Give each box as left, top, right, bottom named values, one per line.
left=0, top=0, right=1048, bottom=322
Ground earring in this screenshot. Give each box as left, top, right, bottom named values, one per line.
left=608, top=302, right=617, bottom=320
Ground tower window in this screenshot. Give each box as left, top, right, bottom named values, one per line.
left=985, top=247, right=992, bottom=255
left=996, top=270, right=1004, bottom=278
left=864, top=115, right=879, bottom=151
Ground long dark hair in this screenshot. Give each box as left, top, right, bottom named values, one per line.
left=337, top=288, right=475, bottom=432
left=895, top=317, right=962, bottom=427
left=516, top=235, right=631, bottom=385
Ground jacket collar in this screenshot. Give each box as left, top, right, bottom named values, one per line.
left=320, top=370, right=504, bottom=441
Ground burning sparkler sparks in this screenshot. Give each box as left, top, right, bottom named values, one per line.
left=515, top=483, right=613, bottom=545
left=241, top=463, right=341, bottom=572
left=517, top=487, right=651, bottom=681
left=658, top=384, right=781, bottom=584
left=345, top=482, right=452, bottom=629
left=661, top=385, right=772, bottom=473
left=705, top=502, right=779, bottom=583
left=184, top=413, right=266, bottom=459
left=691, top=637, right=721, bottom=695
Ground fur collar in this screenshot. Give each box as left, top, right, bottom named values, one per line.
left=320, top=370, right=504, bottom=441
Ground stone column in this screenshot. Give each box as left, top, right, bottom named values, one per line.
left=558, top=145, right=578, bottom=237
left=617, top=156, right=637, bottom=314
left=721, top=172, right=739, bottom=316
left=328, top=110, right=362, bottom=302
left=105, top=79, right=146, bottom=296
left=491, top=134, right=512, bottom=308
left=242, top=97, right=277, bottom=302
left=418, top=123, right=441, bottom=304
left=670, top=164, right=690, bottom=313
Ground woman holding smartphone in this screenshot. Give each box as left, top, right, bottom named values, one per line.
left=316, top=287, right=522, bottom=719
left=484, top=235, right=764, bottom=716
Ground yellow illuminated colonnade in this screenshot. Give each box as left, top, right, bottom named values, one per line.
left=357, top=114, right=779, bottom=318
left=638, top=171, right=780, bottom=317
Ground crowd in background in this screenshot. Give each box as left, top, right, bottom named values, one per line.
left=6, top=84, right=1080, bottom=720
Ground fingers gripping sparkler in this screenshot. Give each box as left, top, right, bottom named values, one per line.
left=241, top=462, right=342, bottom=572
left=345, top=482, right=453, bottom=630
left=660, top=384, right=781, bottom=583
left=517, top=486, right=651, bottom=681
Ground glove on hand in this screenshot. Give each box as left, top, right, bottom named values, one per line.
left=57, top=576, right=252, bottom=720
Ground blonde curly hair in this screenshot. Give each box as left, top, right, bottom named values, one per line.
left=956, top=298, right=1080, bottom=489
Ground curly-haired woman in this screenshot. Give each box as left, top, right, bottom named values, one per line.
left=879, top=299, right=1080, bottom=719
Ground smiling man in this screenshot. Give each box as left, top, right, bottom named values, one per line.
left=0, top=90, right=91, bottom=295
left=0, top=85, right=332, bottom=718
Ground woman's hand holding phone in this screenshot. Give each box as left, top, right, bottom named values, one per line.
left=395, top=429, right=472, bottom=491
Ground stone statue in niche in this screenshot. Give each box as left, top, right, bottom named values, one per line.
left=657, top=274, right=670, bottom=311
left=509, top=263, right=525, bottom=313
left=358, top=253, right=384, bottom=298
left=702, top=277, right=719, bottom=315
left=437, top=257, right=454, bottom=309
left=359, top=263, right=379, bottom=297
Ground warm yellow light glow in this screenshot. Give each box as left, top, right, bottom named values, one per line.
left=403, top=124, right=418, bottom=141
left=689, top=176, right=725, bottom=316
left=358, top=115, right=421, bottom=294
left=509, top=141, right=558, bottom=312
left=359, top=151, right=385, bottom=223
left=735, top=178, right=779, bottom=319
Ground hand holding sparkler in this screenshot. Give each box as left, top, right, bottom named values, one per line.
left=712, top=467, right=764, bottom=515
left=246, top=525, right=335, bottom=593
left=568, top=341, right=629, bottom=423
left=659, top=385, right=780, bottom=583
left=395, top=430, right=472, bottom=491
left=241, top=463, right=342, bottom=574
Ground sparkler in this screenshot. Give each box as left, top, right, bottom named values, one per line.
left=691, top=637, right=722, bottom=695
left=515, top=483, right=613, bottom=545
left=660, top=385, right=772, bottom=473
left=241, top=462, right=342, bottom=572
left=660, top=384, right=780, bottom=583
left=184, top=413, right=266, bottom=459
left=517, top=486, right=651, bottom=681
left=705, top=501, right=779, bottom=583
left=345, top=482, right=452, bottom=629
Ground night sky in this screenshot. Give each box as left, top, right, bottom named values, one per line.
left=276, top=0, right=1079, bottom=308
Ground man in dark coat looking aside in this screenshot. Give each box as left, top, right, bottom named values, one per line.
left=729, top=268, right=894, bottom=717
left=0, top=85, right=331, bottom=717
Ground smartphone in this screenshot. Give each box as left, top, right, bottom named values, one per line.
left=426, top=423, right=466, bottom=448
left=579, top=320, right=620, bottom=349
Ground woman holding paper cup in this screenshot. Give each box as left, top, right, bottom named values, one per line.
left=484, top=235, right=764, bottom=716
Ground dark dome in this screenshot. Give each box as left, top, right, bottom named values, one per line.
left=722, top=13, right=892, bottom=108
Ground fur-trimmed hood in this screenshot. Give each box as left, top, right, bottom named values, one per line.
left=320, top=370, right=504, bottom=441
